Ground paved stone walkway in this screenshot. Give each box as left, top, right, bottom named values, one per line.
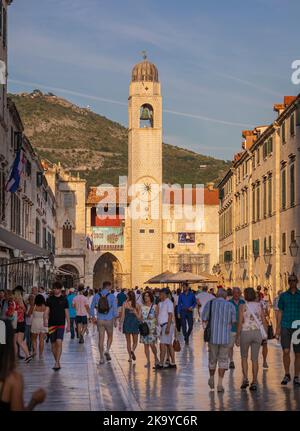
left=19, top=323, right=300, bottom=411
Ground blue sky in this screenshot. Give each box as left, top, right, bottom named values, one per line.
left=8, top=0, right=300, bottom=160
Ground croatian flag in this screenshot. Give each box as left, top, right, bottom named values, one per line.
left=6, top=149, right=25, bottom=193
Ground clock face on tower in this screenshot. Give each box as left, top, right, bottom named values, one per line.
left=134, top=177, right=160, bottom=224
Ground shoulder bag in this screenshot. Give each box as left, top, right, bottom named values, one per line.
left=245, top=302, right=267, bottom=340
left=139, top=304, right=153, bottom=337
left=204, top=300, right=214, bottom=343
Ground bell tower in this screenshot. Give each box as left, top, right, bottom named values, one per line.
left=128, top=54, right=163, bottom=287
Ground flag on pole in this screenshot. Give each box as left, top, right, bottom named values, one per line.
left=6, top=149, right=25, bottom=193
left=86, top=236, right=94, bottom=250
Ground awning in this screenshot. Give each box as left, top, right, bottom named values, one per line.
left=0, top=226, right=50, bottom=257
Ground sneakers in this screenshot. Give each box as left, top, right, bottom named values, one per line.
left=104, top=351, right=111, bottom=361
left=208, top=376, right=215, bottom=390
left=293, top=376, right=300, bottom=386
left=281, top=374, right=291, bottom=385
left=229, top=361, right=235, bottom=369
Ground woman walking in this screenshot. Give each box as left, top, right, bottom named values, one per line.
left=119, top=290, right=141, bottom=362
left=236, top=287, right=268, bottom=391
left=13, top=287, right=33, bottom=363
left=140, top=291, right=159, bottom=368
left=30, top=294, right=47, bottom=358
left=0, top=320, right=46, bottom=411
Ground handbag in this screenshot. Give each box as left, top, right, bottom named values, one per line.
left=267, top=324, right=275, bottom=339
left=139, top=304, right=153, bottom=337
left=173, top=339, right=181, bottom=352
left=204, top=300, right=214, bottom=342
left=245, top=302, right=267, bottom=340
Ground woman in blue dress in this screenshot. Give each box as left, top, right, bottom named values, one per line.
left=119, top=290, right=142, bottom=362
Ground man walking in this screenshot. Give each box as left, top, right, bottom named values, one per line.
left=44, top=281, right=70, bottom=371
left=155, top=288, right=176, bottom=369
left=178, top=283, right=196, bottom=345
left=73, top=284, right=90, bottom=343
left=228, top=287, right=245, bottom=369
left=90, top=281, right=118, bottom=364
left=276, top=273, right=300, bottom=386
left=67, top=287, right=77, bottom=339
left=196, top=286, right=215, bottom=322
left=202, top=288, right=236, bottom=392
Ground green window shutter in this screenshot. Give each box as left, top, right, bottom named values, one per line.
left=281, top=170, right=286, bottom=209
left=290, top=113, right=295, bottom=136
left=268, top=137, right=273, bottom=154
left=296, top=106, right=300, bottom=126
left=290, top=164, right=295, bottom=206
left=281, top=122, right=286, bottom=144
left=253, top=239, right=260, bottom=257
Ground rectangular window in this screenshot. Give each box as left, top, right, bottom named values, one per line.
left=268, top=235, right=272, bottom=252
left=263, top=141, right=267, bottom=159
left=253, top=239, right=260, bottom=257
left=149, top=229, right=155, bottom=233
left=296, top=106, right=300, bottom=126
left=10, top=194, right=21, bottom=235
left=281, top=121, right=286, bottom=144
left=139, top=229, right=145, bottom=233
left=290, top=164, right=295, bottom=206
left=2, top=6, right=6, bottom=47
left=252, top=187, right=256, bottom=222
left=256, top=184, right=260, bottom=220
left=263, top=237, right=267, bottom=253
left=263, top=179, right=267, bottom=217
left=257, top=148, right=260, bottom=165
left=290, top=113, right=295, bottom=136
left=281, top=169, right=286, bottom=209
left=0, top=169, right=5, bottom=221
left=268, top=176, right=272, bottom=215
left=268, top=137, right=273, bottom=154
left=43, top=227, right=47, bottom=249
left=35, top=218, right=40, bottom=245
left=291, top=230, right=295, bottom=242
left=282, top=233, right=286, bottom=254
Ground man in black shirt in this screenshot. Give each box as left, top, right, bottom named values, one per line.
left=44, top=281, right=70, bottom=371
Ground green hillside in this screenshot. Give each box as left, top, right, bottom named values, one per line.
left=10, top=90, right=230, bottom=187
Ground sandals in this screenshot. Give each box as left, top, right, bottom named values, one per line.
left=249, top=382, right=258, bottom=391
left=240, top=379, right=249, bottom=389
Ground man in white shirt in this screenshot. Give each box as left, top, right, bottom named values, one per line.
left=155, top=288, right=176, bottom=369
left=196, top=286, right=215, bottom=321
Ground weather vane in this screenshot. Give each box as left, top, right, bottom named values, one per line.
left=141, top=50, right=147, bottom=60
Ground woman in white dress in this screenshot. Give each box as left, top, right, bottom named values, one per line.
left=30, top=294, right=47, bottom=358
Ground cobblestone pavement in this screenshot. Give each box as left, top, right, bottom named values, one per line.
left=19, top=323, right=300, bottom=411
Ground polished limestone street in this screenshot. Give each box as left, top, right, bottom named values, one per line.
left=19, top=324, right=300, bottom=411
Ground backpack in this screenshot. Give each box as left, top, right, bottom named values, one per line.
left=98, top=293, right=110, bottom=314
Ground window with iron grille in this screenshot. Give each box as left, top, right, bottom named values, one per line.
left=0, top=169, right=5, bottom=222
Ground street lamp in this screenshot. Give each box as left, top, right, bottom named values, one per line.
left=289, top=239, right=299, bottom=257
left=263, top=250, right=272, bottom=265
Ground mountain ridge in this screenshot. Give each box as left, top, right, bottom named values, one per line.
left=9, top=90, right=231, bottom=188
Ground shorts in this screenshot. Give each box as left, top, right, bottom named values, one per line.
left=76, top=315, right=88, bottom=325
left=97, top=319, right=114, bottom=336
left=160, top=323, right=175, bottom=345
left=49, top=327, right=65, bottom=343
left=16, top=321, right=26, bottom=333
left=281, top=327, right=300, bottom=353
left=209, top=344, right=230, bottom=370
left=240, top=329, right=262, bottom=361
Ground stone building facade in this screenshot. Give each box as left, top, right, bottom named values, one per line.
left=218, top=94, right=300, bottom=300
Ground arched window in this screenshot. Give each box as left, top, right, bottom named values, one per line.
left=140, top=104, right=153, bottom=128
left=62, top=220, right=72, bottom=249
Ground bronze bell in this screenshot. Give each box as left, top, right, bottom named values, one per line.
left=140, top=107, right=151, bottom=121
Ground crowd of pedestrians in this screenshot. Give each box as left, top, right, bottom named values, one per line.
left=1, top=273, right=300, bottom=410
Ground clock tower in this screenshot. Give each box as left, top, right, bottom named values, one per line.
left=128, top=55, right=163, bottom=287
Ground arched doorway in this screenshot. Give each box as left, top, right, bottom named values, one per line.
left=58, top=264, right=80, bottom=289
left=93, top=253, right=122, bottom=290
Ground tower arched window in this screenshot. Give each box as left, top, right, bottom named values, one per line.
left=62, top=220, right=73, bottom=249
left=140, top=104, right=153, bottom=128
